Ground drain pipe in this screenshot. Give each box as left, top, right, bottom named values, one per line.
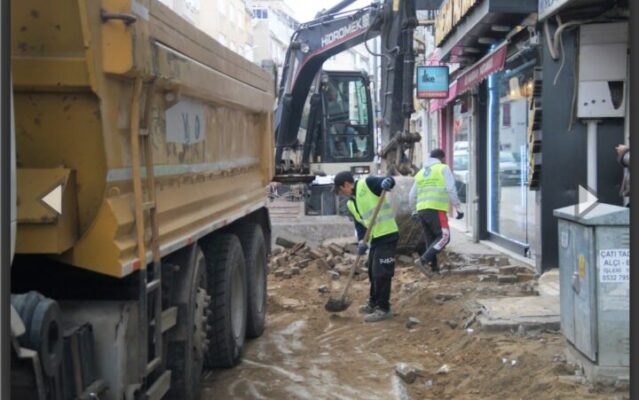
left=585, top=119, right=600, bottom=192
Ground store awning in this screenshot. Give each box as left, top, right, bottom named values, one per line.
left=429, top=42, right=508, bottom=112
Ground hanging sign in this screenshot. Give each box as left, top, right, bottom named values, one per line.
left=416, top=66, right=450, bottom=99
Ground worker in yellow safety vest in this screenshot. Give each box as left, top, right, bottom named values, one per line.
left=333, top=171, right=398, bottom=323
left=409, top=148, right=463, bottom=276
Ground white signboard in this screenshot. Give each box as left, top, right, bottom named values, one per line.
left=165, top=98, right=205, bottom=145
left=599, top=249, right=629, bottom=283
left=538, top=0, right=574, bottom=21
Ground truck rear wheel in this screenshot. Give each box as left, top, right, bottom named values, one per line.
left=231, top=224, right=267, bottom=338
left=200, top=233, right=247, bottom=368
left=165, top=246, right=208, bottom=400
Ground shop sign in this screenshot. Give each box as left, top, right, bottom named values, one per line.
left=435, top=0, right=480, bottom=46
left=538, top=0, right=575, bottom=21
left=416, top=66, right=450, bottom=99
left=456, top=44, right=507, bottom=94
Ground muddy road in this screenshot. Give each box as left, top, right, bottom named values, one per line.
left=200, top=245, right=628, bottom=400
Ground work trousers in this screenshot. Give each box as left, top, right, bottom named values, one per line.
left=417, top=209, right=450, bottom=272
left=366, top=240, right=397, bottom=312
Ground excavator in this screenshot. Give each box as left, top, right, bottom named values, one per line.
left=273, top=0, right=423, bottom=186
left=271, top=0, right=439, bottom=250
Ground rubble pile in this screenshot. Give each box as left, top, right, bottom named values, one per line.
left=269, top=237, right=368, bottom=282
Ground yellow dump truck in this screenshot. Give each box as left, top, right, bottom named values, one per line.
left=9, top=1, right=274, bottom=399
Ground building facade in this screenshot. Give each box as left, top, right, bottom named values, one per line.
left=426, top=0, right=629, bottom=272
left=159, top=0, right=255, bottom=61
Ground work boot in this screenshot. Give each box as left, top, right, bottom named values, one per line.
left=364, top=308, right=393, bottom=323
left=414, top=258, right=433, bottom=277
left=358, top=303, right=376, bottom=314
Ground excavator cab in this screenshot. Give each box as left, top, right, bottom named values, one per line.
left=308, top=70, right=375, bottom=176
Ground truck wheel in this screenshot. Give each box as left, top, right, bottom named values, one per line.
left=200, top=233, right=247, bottom=368
left=231, top=224, right=267, bottom=338
left=166, top=246, right=208, bottom=400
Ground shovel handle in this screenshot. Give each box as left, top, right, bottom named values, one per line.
left=338, top=190, right=388, bottom=301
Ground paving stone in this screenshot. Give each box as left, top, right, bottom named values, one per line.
left=405, top=317, right=421, bottom=329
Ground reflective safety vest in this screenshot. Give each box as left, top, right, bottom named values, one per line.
left=346, top=179, right=399, bottom=240
left=414, top=164, right=449, bottom=212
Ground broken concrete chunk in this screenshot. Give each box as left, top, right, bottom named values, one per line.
left=328, top=244, right=344, bottom=256
left=478, top=275, right=499, bottom=283
left=444, top=320, right=458, bottom=330
left=290, top=267, right=300, bottom=275
left=496, top=257, right=510, bottom=267
left=309, top=249, right=325, bottom=260
left=405, top=317, right=421, bottom=329
left=334, top=264, right=351, bottom=275
left=315, top=259, right=330, bottom=271
left=344, top=244, right=358, bottom=254
left=273, top=270, right=284, bottom=278
left=497, top=275, right=518, bottom=284
left=516, top=273, right=535, bottom=282
left=289, top=242, right=307, bottom=255
left=275, top=237, right=300, bottom=249
left=397, top=255, right=414, bottom=265
left=329, top=270, right=340, bottom=281
left=282, top=271, right=293, bottom=279
left=326, top=255, right=336, bottom=268
left=318, top=285, right=329, bottom=294
left=395, top=363, right=418, bottom=384
left=436, top=364, right=450, bottom=375
left=433, top=292, right=463, bottom=302
left=271, top=245, right=284, bottom=256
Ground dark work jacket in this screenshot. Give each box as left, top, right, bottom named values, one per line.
left=350, top=176, right=400, bottom=248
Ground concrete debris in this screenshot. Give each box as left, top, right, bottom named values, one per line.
left=405, top=317, right=421, bottom=329
left=395, top=363, right=419, bottom=384
left=275, top=237, right=300, bottom=249
left=272, top=245, right=284, bottom=256
left=282, top=271, right=293, bottom=279
left=328, top=244, right=344, bottom=256
left=450, top=265, right=499, bottom=275
left=334, top=264, right=352, bottom=275
left=444, top=320, right=458, bottom=330
left=499, top=265, right=533, bottom=275
left=273, top=270, right=284, bottom=278
left=326, top=255, right=336, bottom=268
left=497, top=275, right=518, bottom=284
left=315, top=259, right=330, bottom=271
left=329, top=271, right=340, bottom=281
left=433, top=292, right=463, bottom=302
left=318, top=285, right=329, bottom=294
left=478, top=275, right=499, bottom=283
left=436, top=364, right=450, bottom=375
left=517, top=273, right=535, bottom=282
left=496, top=257, right=510, bottom=267
left=290, top=267, right=300, bottom=276
left=397, top=255, right=414, bottom=265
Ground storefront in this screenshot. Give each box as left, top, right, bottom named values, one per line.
left=429, top=0, right=541, bottom=264
left=486, top=43, right=540, bottom=258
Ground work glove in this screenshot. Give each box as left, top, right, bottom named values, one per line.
left=357, top=241, right=369, bottom=256
left=381, top=177, right=394, bottom=191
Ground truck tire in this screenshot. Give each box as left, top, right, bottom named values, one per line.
left=28, top=298, right=63, bottom=377
left=166, top=245, right=208, bottom=399
left=200, top=233, right=247, bottom=368
left=231, top=224, right=267, bottom=338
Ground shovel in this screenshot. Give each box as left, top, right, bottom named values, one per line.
left=325, top=190, right=387, bottom=313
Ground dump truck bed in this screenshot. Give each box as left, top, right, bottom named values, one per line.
left=12, top=0, right=275, bottom=277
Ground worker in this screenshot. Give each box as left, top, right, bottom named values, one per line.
left=409, top=148, right=463, bottom=276
left=333, top=171, right=399, bottom=322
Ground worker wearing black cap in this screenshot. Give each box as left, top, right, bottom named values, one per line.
left=333, top=171, right=399, bottom=323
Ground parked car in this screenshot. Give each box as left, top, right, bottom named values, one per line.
left=499, top=151, right=521, bottom=186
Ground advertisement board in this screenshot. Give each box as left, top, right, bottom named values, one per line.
left=416, top=66, right=450, bottom=98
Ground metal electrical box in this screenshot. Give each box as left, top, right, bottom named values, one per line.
left=577, top=22, right=628, bottom=119
left=554, top=203, right=629, bottom=383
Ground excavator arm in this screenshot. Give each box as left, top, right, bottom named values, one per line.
left=274, top=0, right=419, bottom=177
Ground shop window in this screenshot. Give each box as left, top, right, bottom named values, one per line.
left=487, top=56, right=539, bottom=252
